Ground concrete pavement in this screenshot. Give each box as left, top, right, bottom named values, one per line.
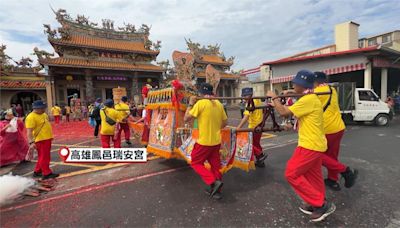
left=1, top=117, right=400, bottom=227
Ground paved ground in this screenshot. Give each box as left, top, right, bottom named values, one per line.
left=0, top=109, right=279, bottom=179
left=1, top=113, right=399, bottom=227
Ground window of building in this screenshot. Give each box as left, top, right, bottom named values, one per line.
left=368, top=38, right=377, bottom=46
left=358, top=90, right=379, bottom=101
left=382, top=34, right=392, bottom=43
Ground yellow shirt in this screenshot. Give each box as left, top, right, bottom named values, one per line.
left=289, top=94, right=327, bottom=152
left=189, top=99, right=227, bottom=146
left=115, top=103, right=130, bottom=122
left=51, top=106, right=61, bottom=116
left=100, top=107, right=122, bottom=135
left=243, top=99, right=263, bottom=128
left=25, top=112, right=53, bottom=142
left=65, top=106, right=71, bottom=114
left=314, top=85, right=346, bottom=134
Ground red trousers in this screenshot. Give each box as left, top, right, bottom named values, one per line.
left=54, top=115, right=60, bottom=124
left=253, top=132, right=263, bottom=157
left=285, top=147, right=325, bottom=207
left=322, top=130, right=346, bottom=181
left=118, top=123, right=131, bottom=141
left=34, top=139, right=53, bottom=176
left=100, top=134, right=121, bottom=148
left=66, top=114, right=70, bottom=122
left=191, top=143, right=222, bottom=185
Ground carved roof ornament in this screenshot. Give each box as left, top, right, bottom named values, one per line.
left=43, top=24, right=57, bottom=38
left=52, top=8, right=73, bottom=22
left=118, top=23, right=136, bottom=33
left=102, top=19, right=114, bottom=30
left=138, top=24, right=151, bottom=34
left=33, top=47, right=54, bottom=60
left=0, top=44, right=12, bottom=67
left=75, top=14, right=89, bottom=25
left=184, top=38, right=235, bottom=66
left=13, top=57, right=33, bottom=68
left=185, top=38, right=221, bottom=56
left=152, top=40, right=162, bottom=51
left=57, top=26, right=71, bottom=40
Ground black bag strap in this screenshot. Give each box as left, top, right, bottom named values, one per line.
left=102, top=109, right=109, bottom=118
left=323, top=86, right=333, bottom=112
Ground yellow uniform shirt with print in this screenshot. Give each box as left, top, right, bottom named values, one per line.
left=100, top=107, right=123, bottom=135
left=189, top=99, right=227, bottom=146
left=289, top=94, right=327, bottom=152
left=243, top=99, right=263, bottom=128
left=51, top=106, right=61, bottom=116
left=25, top=112, right=53, bottom=142
left=314, top=85, right=346, bottom=134
left=115, top=103, right=130, bottom=123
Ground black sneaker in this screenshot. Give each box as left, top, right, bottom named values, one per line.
left=126, top=140, right=132, bottom=145
left=204, top=188, right=223, bottom=200
left=210, top=180, right=223, bottom=198
left=33, top=171, right=42, bottom=178
left=256, top=153, right=268, bottom=163
left=255, top=160, right=266, bottom=168
left=324, top=178, right=341, bottom=191
left=341, top=167, right=358, bottom=188
left=42, top=173, right=60, bottom=180
left=310, top=202, right=336, bottom=222
left=299, top=204, right=313, bottom=215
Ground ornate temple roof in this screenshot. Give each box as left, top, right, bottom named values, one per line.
left=40, top=57, right=164, bottom=72
left=185, top=39, right=234, bottom=67
left=197, top=55, right=232, bottom=66
left=49, top=35, right=159, bottom=55
left=36, top=9, right=164, bottom=75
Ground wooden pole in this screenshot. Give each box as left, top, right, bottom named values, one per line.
left=198, top=91, right=331, bottom=100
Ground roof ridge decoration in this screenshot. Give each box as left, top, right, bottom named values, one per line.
left=51, top=8, right=151, bottom=36
left=33, top=47, right=55, bottom=61
left=0, top=44, right=41, bottom=73
left=184, top=38, right=235, bottom=65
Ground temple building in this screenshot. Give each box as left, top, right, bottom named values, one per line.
left=36, top=9, right=164, bottom=107
left=0, top=45, right=47, bottom=113
left=172, top=39, right=241, bottom=102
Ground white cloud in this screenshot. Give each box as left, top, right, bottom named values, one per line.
left=0, top=0, right=399, bottom=70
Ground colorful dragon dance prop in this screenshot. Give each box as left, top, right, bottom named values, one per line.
left=128, top=79, right=256, bottom=173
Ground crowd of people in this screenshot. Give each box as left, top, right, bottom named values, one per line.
left=0, top=96, right=144, bottom=178
left=184, top=70, right=358, bottom=222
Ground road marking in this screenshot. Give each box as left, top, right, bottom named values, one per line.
left=262, top=133, right=276, bottom=139
left=57, top=155, right=160, bottom=179
left=1, top=165, right=187, bottom=213
left=262, top=140, right=297, bottom=150
left=377, top=133, right=386, bottom=137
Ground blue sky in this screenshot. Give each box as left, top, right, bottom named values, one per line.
left=0, top=0, right=399, bottom=70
